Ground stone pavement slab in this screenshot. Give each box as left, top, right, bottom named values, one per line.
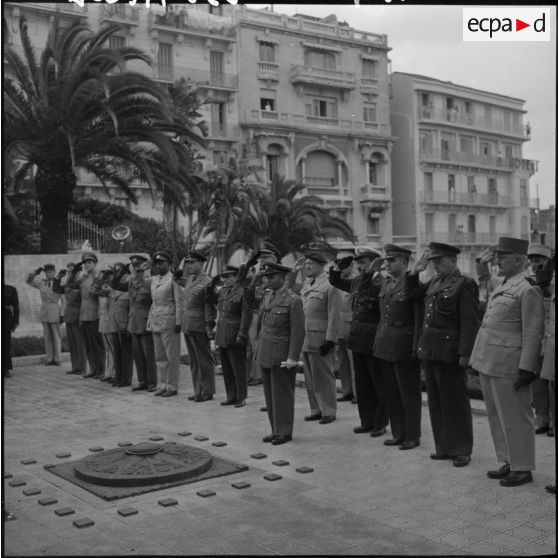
left=2, top=362, right=555, bottom=556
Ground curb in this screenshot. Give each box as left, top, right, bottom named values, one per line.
left=13, top=353, right=71, bottom=367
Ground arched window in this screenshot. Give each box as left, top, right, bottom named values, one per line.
left=304, top=150, right=337, bottom=190
left=368, top=152, right=386, bottom=186
left=266, top=144, right=283, bottom=182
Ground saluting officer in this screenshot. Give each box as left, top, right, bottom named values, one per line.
left=300, top=251, right=341, bottom=425
left=255, top=262, right=305, bottom=445
left=127, top=255, right=157, bottom=392
left=470, top=237, right=545, bottom=487
left=211, top=265, right=253, bottom=408
left=374, top=244, right=423, bottom=450
left=178, top=252, right=217, bottom=402
left=329, top=246, right=388, bottom=438
left=147, top=251, right=183, bottom=397
left=412, top=242, right=480, bottom=468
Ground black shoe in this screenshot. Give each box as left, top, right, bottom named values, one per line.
left=196, top=394, right=213, bottom=402
left=384, top=437, right=405, bottom=446
left=97, top=375, right=110, bottom=381
left=399, top=440, right=420, bottom=450
left=66, top=369, right=81, bottom=375
left=337, top=393, right=353, bottom=402
left=548, top=429, right=555, bottom=437
left=499, top=471, right=533, bottom=487
left=117, top=382, right=131, bottom=387
left=188, top=395, right=198, bottom=401
left=430, top=452, right=452, bottom=460
left=487, top=463, right=511, bottom=479
left=545, top=484, right=556, bottom=494
left=453, top=455, right=471, bottom=467
left=370, top=427, right=387, bottom=438
left=93, top=373, right=104, bottom=379
left=83, top=372, right=96, bottom=378
left=260, top=407, right=267, bottom=412
left=319, top=416, right=336, bottom=424
left=161, top=390, right=177, bottom=397
left=304, top=414, right=322, bottom=421
left=535, top=424, right=550, bottom=435
left=101, top=376, right=114, bottom=383
left=154, top=388, right=166, bottom=396
left=351, top=397, right=357, bottom=404
left=132, top=384, right=148, bottom=391
left=271, top=435, right=292, bottom=445
left=353, top=426, right=373, bottom=434
left=45, top=361, right=56, bottom=366
left=248, top=379, right=262, bottom=386
left=234, top=400, right=246, bottom=408
left=221, top=400, right=236, bottom=406
left=262, top=434, right=276, bottom=443
left=147, top=386, right=157, bottom=393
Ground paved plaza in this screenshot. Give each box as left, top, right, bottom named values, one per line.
left=2, top=358, right=556, bottom=556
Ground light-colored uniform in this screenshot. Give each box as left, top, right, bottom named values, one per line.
left=337, top=290, right=356, bottom=397
left=470, top=271, right=545, bottom=472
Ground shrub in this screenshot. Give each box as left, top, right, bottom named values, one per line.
left=11, top=335, right=69, bottom=357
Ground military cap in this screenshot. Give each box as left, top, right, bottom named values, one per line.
left=304, top=251, right=328, bottom=264
left=261, top=262, right=292, bottom=276
left=152, top=251, right=172, bottom=263
left=494, top=237, right=529, bottom=255
left=43, top=264, right=55, bottom=272
left=81, top=252, right=98, bottom=263
left=221, top=265, right=239, bottom=276
left=354, top=246, right=382, bottom=260
left=335, top=249, right=355, bottom=262
left=383, top=243, right=412, bottom=260
left=527, top=244, right=552, bottom=259
left=130, top=254, right=148, bottom=264
left=427, top=242, right=461, bottom=259
left=184, top=251, right=207, bottom=263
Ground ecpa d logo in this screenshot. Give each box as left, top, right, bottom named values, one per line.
left=463, top=8, right=551, bottom=42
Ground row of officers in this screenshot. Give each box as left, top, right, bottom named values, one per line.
left=26, top=236, right=554, bottom=491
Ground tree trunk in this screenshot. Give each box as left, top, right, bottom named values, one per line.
left=35, top=163, right=75, bottom=254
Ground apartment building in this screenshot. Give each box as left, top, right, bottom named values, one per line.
left=390, top=72, right=537, bottom=274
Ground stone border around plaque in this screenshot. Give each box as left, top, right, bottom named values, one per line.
left=272, top=460, right=289, bottom=466
left=9, top=479, right=26, bottom=487
left=296, top=466, right=314, bottom=474
left=177, top=432, right=191, bottom=437
left=263, top=473, right=282, bottom=481
left=250, top=453, right=267, bottom=459
left=196, top=489, right=216, bottom=498
left=23, top=488, right=41, bottom=496
left=158, top=498, right=177, bottom=507
left=20, top=459, right=37, bottom=465
left=55, top=507, right=75, bottom=517
left=212, top=441, right=227, bottom=447
left=56, top=453, right=71, bottom=459
left=117, top=507, right=138, bottom=517
left=38, top=497, right=58, bottom=506
left=73, top=517, right=95, bottom=528
left=194, top=435, right=209, bottom=441
left=231, top=481, right=251, bottom=490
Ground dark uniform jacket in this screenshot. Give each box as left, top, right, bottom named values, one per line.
left=329, top=269, right=382, bottom=354
left=181, top=273, right=217, bottom=333
left=127, top=274, right=152, bottom=335
left=255, top=286, right=305, bottom=368
left=79, top=271, right=101, bottom=322
left=374, top=273, right=424, bottom=362
left=416, top=269, right=480, bottom=363
left=214, top=282, right=253, bottom=348
left=53, top=276, right=81, bottom=324
left=3, top=284, right=19, bottom=331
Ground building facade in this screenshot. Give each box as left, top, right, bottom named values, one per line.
left=390, top=72, right=537, bottom=274
left=531, top=205, right=556, bottom=249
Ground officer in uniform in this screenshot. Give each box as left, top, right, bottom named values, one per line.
left=211, top=265, right=253, bottom=407
left=126, top=255, right=157, bottom=392
left=26, top=264, right=64, bottom=366
left=255, top=262, right=305, bottom=445
left=412, top=242, right=480, bottom=467
left=374, top=244, right=423, bottom=450
left=334, top=251, right=358, bottom=403
left=300, top=251, right=341, bottom=424
left=470, top=237, right=545, bottom=486
left=329, top=246, right=388, bottom=437
left=178, top=252, right=217, bottom=402
left=76, top=253, right=106, bottom=378
left=2, top=282, right=19, bottom=378
left=147, top=251, right=183, bottom=397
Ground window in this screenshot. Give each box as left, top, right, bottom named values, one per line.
left=209, top=4, right=223, bottom=15
left=520, top=179, right=528, bottom=205
left=421, top=93, right=431, bottom=107
left=460, top=136, right=474, bottom=153
left=448, top=213, right=457, bottom=234
left=210, top=50, right=224, bottom=86
left=488, top=178, right=498, bottom=203
left=447, top=97, right=458, bottom=121
left=484, top=105, right=492, bottom=124
left=369, top=162, right=379, bottom=185
left=109, top=36, right=125, bottom=50
left=467, top=214, right=476, bottom=233
left=267, top=155, right=278, bottom=182
left=258, top=41, right=276, bottom=63
left=424, top=172, right=433, bottom=200
left=304, top=150, right=337, bottom=188
left=464, top=101, right=472, bottom=114
left=425, top=213, right=434, bottom=234
left=211, top=102, right=226, bottom=135
left=363, top=104, right=377, bottom=123
left=489, top=215, right=496, bottom=238
left=467, top=176, right=477, bottom=197
left=304, top=49, right=336, bottom=70
left=503, top=109, right=511, bottom=131
left=480, top=141, right=492, bottom=156
left=521, top=215, right=529, bottom=237
left=362, top=59, right=377, bottom=79
left=261, top=98, right=275, bottom=111
left=158, top=43, right=173, bottom=80
left=420, top=131, right=434, bottom=153
left=367, top=216, right=380, bottom=235
left=305, top=97, right=337, bottom=118
left=448, top=174, right=455, bottom=201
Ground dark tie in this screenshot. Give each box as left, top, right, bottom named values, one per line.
left=309, top=279, right=315, bottom=286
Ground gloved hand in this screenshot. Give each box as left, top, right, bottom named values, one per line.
left=60, top=316, right=64, bottom=324
left=235, top=333, right=246, bottom=346
left=514, top=369, right=537, bottom=390
left=337, top=256, right=354, bottom=270
left=209, top=274, right=222, bottom=288
left=280, top=358, right=298, bottom=369
left=174, top=324, right=181, bottom=333
left=73, top=262, right=83, bottom=273
left=172, top=268, right=183, bottom=281
left=34, top=267, right=44, bottom=275
left=57, top=269, right=67, bottom=278
left=319, top=340, right=335, bottom=355
left=246, top=251, right=260, bottom=269
left=458, top=356, right=470, bottom=369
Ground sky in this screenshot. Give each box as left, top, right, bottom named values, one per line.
left=270, top=3, right=556, bottom=209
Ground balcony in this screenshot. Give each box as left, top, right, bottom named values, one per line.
left=100, top=4, right=139, bottom=25
left=423, top=232, right=502, bottom=245
left=183, top=69, right=237, bottom=90
left=148, top=10, right=235, bottom=40
left=304, top=178, right=348, bottom=198
left=420, top=149, right=515, bottom=170
left=361, top=185, right=390, bottom=201
left=9, top=2, right=88, bottom=19
left=290, top=65, right=357, bottom=91
left=257, top=62, right=279, bottom=81
left=417, top=106, right=529, bottom=138
left=422, top=190, right=511, bottom=207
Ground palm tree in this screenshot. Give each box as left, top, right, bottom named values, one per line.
left=3, top=16, right=205, bottom=253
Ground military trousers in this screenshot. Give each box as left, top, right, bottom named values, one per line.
left=81, top=320, right=105, bottom=376
left=66, top=322, right=87, bottom=373
left=302, top=351, right=337, bottom=417
left=109, top=332, right=133, bottom=386
left=352, top=351, right=388, bottom=430
left=2, top=329, right=13, bottom=372
left=338, top=338, right=356, bottom=397
left=153, top=330, right=181, bottom=391
left=480, top=373, right=535, bottom=471
left=184, top=332, right=215, bottom=396
left=42, top=321, right=61, bottom=363
left=246, top=311, right=261, bottom=381
left=131, top=333, right=157, bottom=388
left=102, top=333, right=115, bottom=379
left=423, top=361, right=473, bottom=457
left=380, top=359, right=422, bottom=442
left=261, top=366, right=297, bottom=437
left=219, top=347, right=247, bottom=403
left=532, top=377, right=554, bottom=429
